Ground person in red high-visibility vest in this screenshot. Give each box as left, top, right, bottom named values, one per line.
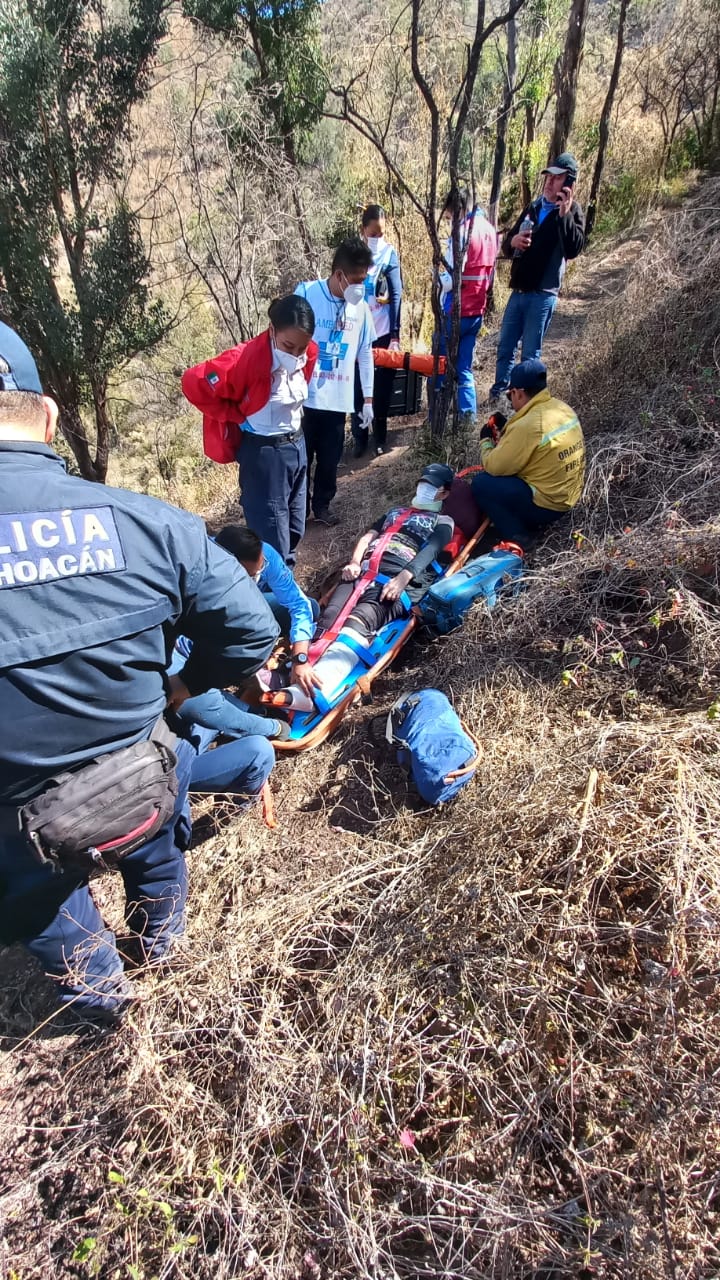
left=432, top=188, right=498, bottom=427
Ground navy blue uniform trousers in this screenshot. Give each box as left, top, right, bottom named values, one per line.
left=0, top=738, right=195, bottom=1016
left=302, top=408, right=347, bottom=515
left=471, top=471, right=565, bottom=550
left=0, top=732, right=275, bottom=1016
left=237, top=431, right=307, bottom=567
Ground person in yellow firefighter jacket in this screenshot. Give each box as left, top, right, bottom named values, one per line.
left=471, top=358, right=584, bottom=551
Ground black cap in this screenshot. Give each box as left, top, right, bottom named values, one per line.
left=420, top=463, right=454, bottom=489
left=509, top=358, right=547, bottom=393
left=541, top=151, right=578, bottom=182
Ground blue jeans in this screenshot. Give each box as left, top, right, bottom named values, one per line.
left=490, top=291, right=558, bottom=398
left=434, top=313, right=484, bottom=415
left=170, top=646, right=284, bottom=750
left=471, top=471, right=565, bottom=551
left=185, top=723, right=275, bottom=798
left=237, top=431, right=307, bottom=567
left=177, top=688, right=279, bottom=741
left=0, top=737, right=195, bottom=1016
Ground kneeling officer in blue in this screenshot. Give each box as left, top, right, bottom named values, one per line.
left=0, top=322, right=279, bottom=1027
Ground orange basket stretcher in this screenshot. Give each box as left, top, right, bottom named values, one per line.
left=273, top=468, right=488, bottom=754
left=372, top=348, right=447, bottom=377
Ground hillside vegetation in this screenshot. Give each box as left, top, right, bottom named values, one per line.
left=1, top=179, right=718, bottom=1279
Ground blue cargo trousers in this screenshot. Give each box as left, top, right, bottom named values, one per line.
left=0, top=727, right=275, bottom=1018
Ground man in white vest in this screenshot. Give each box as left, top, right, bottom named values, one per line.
left=296, top=238, right=376, bottom=525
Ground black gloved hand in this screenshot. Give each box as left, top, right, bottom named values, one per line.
left=481, top=412, right=508, bottom=446
left=271, top=719, right=291, bottom=741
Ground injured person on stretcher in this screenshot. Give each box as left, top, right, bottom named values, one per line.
left=264, top=463, right=457, bottom=713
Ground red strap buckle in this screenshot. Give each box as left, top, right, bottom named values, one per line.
left=493, top=540, right=525, bottom=558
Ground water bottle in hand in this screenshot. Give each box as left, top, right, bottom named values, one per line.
left=513, top=215, right=534, bottom=258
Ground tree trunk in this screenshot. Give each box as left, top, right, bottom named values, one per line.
left=325, top=0, right=527, bottom=440
left=91, top=379, right=112, bottom=484
left=489, top=16, right=518, bottom=227
left=586, top=0, right=629, bottom=238
left=548, top=0, right=590, bottom=160
left=58, top=403, right=102, bottom=482
left=282, top=132, right=317, bottom=271
left=521, top=101, right=535, bottom=208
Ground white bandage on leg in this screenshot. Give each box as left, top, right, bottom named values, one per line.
left=282, top=628, right=371, bottom=711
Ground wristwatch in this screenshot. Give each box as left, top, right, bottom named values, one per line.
left=292, top=653, right=309, bottom=666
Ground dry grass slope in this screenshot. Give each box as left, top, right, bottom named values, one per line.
left=1, top=183, right=719, bottom=1280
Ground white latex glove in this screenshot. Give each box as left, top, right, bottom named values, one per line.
left=361, top=403, right=374, bottom=429
left=389, top=339, right=401, bottom=352
left=439, top=271, right=452, bottom=296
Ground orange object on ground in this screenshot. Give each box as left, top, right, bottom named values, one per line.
left=493, top=540, right=525, bottom=559
left=372, top=349, right=447, bottom=377
left=260, top=780, right=276, bottom=828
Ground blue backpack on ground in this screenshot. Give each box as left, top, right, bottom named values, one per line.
left=386, top=689, right=478, bottom=805
left=417, top=546, right=523, bottom=634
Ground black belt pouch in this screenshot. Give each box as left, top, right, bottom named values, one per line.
left=16, top=728, right=178, bottom=873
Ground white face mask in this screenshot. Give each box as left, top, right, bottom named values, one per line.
left=366, top=235, right=385, bottom=254
left=412, top=482, right=442, bottom=509
left=341, top=275, right=365, bottom=306
left=273, top=344, right=307, bottom=374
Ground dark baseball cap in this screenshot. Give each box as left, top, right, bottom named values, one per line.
left=541, top=152, right=578, bottom=181
left=421, top=462, right=454, bottom=489
left=508, top=358, right=547, bottom=393
left=0, top=322, right=43, bottom=394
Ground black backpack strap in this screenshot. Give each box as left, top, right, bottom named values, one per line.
left=385, top=692, right=421, bottom=744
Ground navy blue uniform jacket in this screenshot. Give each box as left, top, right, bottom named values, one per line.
left=0, top=442, right=279, bottom=802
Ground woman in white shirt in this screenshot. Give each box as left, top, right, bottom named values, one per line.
left=182, top=295, right=318, bottom=567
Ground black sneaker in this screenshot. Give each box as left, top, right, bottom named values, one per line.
left=314, top=508, right=340, bottom=527
left=374, top=445, right=384, bottom=456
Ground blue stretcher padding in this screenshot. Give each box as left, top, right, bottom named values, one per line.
left=285, top=549, right=524, bottom=740
left=287, top=617, right=410, bottom=740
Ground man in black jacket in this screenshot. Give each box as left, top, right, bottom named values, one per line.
left=489, top=153, right=585, bottom=403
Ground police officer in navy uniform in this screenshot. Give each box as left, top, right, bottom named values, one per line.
left=0, top=322, right=279, bottom=1026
